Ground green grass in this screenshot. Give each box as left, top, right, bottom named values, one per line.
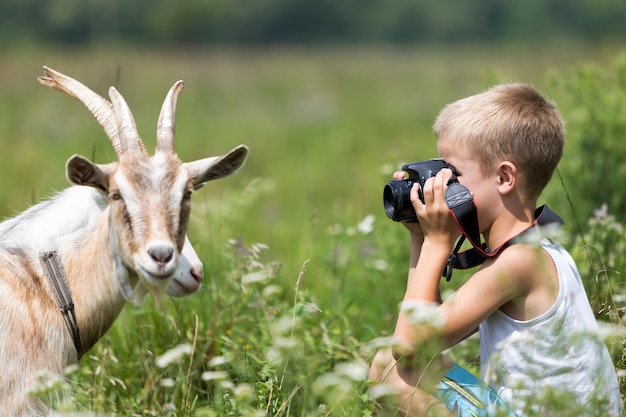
left=2, top=44, right=624, bottom=415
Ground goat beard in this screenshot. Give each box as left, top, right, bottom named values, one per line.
left=115, top=260, right=169, bottom=306
left=132, top=279, right=169, bottom=307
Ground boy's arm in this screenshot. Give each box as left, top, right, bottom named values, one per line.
left=394, top=242, right=541, bottom=361
left=392, top=232, right=454, bottom=358
left=391, top=169, right=541, bottom=363
left=392, top=170, right=461, bottom=359
left=438, top=244, right=549, bottom=346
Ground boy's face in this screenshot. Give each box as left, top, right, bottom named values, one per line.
left=438, top=138, right=498, bottom=233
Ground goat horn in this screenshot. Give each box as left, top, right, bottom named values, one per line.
left=156, top=80, right=184, bottom=154
left=38, top=66, right=148, bottom=157
left=108, top=86, right=142, bottom=156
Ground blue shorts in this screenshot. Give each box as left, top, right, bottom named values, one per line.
left=434, top=364, right=517, bottom=417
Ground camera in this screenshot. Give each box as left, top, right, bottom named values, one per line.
left=383, top=158, right=453, bottom=222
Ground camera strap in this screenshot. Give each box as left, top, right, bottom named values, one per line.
left=442, top=181, right=563, bottom=281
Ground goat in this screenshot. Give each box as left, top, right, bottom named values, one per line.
left=0, top=67, right=248, bottom=416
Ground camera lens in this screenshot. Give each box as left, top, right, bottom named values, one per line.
left=383, top=180, right=417, bottom=222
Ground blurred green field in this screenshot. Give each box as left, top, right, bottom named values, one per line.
left=1, top=44, right=619, bottom=278
left=1, top=45, right=624, bottom=415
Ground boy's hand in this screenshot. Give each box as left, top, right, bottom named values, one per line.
left=410, top=168, right=460, bottom=248
left=392, top=171, right=424, bottom=236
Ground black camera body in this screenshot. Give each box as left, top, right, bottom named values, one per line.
left=383, top=158, right=452, bottom=222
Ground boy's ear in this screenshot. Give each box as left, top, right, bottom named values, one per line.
left=496, top=161, right=517, bottom=195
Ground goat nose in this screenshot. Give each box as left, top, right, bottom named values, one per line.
left=148, top=245, right=174, bottom=266
left=191, top=265, right=203, bottom=283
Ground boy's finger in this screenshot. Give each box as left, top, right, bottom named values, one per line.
left=441, top=168, right=454, bottom=183
left=434, top=168, right=454, bottom=186
left=392, top=171, right=406, bottom=180
left=420, top=177, right=435, bottom=205
left=433, top=169, right=454, bottom=203
left=409, top=183, right=423, bottom=207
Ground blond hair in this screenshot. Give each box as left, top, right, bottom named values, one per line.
left=433, top=83, right=565, bottom=199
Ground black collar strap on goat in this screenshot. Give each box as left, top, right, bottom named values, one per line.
left=40, top=251, right=82, bottom=355
left=442, top=181, right=564, bottom=281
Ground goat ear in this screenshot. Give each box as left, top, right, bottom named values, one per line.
left=183, top=145, right=248, bottom=190
left=66, top=155, right=110, bottom=193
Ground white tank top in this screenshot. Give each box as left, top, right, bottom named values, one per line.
left=479, top=239, right=621, bottom=416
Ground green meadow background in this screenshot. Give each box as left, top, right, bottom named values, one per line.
left=2, top=41, right=626, bottom=416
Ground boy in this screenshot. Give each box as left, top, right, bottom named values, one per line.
left=368, top=84, right=621, bottom=416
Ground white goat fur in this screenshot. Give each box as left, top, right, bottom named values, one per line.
left=0, top=67, right=248, bottom=415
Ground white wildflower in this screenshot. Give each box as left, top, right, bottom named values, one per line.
left=156, top=344, right=193, bottom=368
left=250, top=242, right=270, bottom=256
left=243, top=408, right=267, bottom=417
left=573, top=322, right=626, bottom=342
left=160, top=378, right=176, bottom=388
left=516, top=223, right=568, bottom=246
left=271, top=315, right=300, bottom=336
left=612, top=293, right=626, bottom=304
left=27, top=371, right=67, bottom=395
left=262, top=284, right=282, bottom=298
left=365, top=336, right=398, bottom=351
left=299, top=301, right=322, bottom=313
left=233, top=383, right=254, bottom=401
left=201, top=371, right=228, bottom=381
left=207, top=355, right=230, bottom=367
left=163, top=403, right=177, bottom=413
left=334, top=361, right=368, bottom=381
left=63, top=364, right=79, bottom=376
left=357, top=214, right=375, bottom=234
left=266, top=337, right=301, bottom=365
left=241, top=270, right=270, bottom=286
left=312, top=373, right=347, bottom=394
left=270, top=336, right=299, bottom=350
left=400, top=300, right=446, bottom=329
left=266, top=347, right=285, bottom=366
left=368, top=383, right=401, bottom=400
left=220, top=380, right=235, bottom=390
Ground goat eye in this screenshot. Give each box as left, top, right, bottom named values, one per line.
left=109, top=191, right=123, bottom=201
left=183, top=188, right=193, bottom=200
